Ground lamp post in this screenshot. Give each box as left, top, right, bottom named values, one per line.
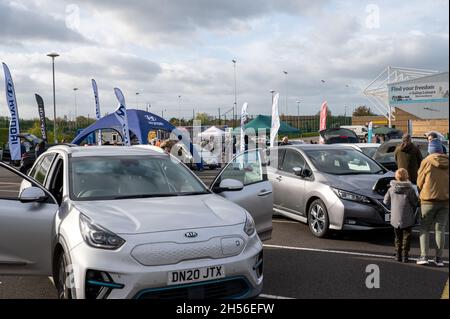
left=47, top=52, right=59, bottom=143
left=135, top=92, right=140, bottom=109
left=296, top=99, right=301, bottom=130
left=283, top=71, right=288, bottom=116
left=270, top=90, right=276, bottom=105
left=232, top=59, right=237, bottom=128
left=73, top=88, right=78, bottom=130
left=178, top=95, right=182, bottom=127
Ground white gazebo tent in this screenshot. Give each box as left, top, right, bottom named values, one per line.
left=198, top=126, right=225, bottom=139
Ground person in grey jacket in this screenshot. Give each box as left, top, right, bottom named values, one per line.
left=384, top=168, right=419, bottom=263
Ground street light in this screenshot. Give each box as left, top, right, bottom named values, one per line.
left=73, top=88, right=78, bottom=130
left=232, top=59, right=237, bottom=128
left=178, top=95, right=182, bottom=127
left=161, top=108, right=167, bottom=119
left=135, top=92, right=140, bottom=109
left=283, top=71, right=288, bottom=116
left=296, top=99, right=301, bottom=130
left=270, top=90, right=276, bottom=105
left=47, top=52, right=59, bottom=143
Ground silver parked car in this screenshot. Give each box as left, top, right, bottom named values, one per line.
left=0, top=145, right=272, bottom=299
left=268, top=145, right=395, bottom=237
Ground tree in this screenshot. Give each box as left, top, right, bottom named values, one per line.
left=194, top=112, right=212, bottom=125
left=352, top=105, right=376, bottom=117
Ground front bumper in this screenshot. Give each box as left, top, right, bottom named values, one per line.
left=329, top=197, right=391, bottom=230
left=67, top=229, right=263, bottom=299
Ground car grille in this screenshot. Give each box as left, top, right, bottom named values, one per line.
left=134, top=278, right=250, bottom=299
left=130, top=236, right=244, bottom=266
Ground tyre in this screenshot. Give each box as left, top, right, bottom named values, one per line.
left=55, top=251, right=73, bottom=299
left=308, top=199, right=330, bottom=238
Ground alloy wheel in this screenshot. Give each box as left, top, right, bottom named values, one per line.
left=310, top=204, right=326, bottom=234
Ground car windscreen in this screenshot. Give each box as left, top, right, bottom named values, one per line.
left=320, top=129, right=358, bottom=144
left=305, top=149, right=384, bottom=175
left=69, top=155, right=209, bottom=201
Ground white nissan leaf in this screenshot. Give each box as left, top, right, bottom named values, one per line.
left=0, top=145, right=273, bottom=299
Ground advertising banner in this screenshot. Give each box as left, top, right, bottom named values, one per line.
left=92, top=79, right=102, bottom=145
left=2, top=63, right=21, bottom=161
left=270, top=93, right=280, bottom=148
left=35, top=94, right=47, bottom=142
left=389, top=81, right=449, bottom=105
left=319, top=101, right=328, bottom=131
left=113, top=88, right=131, bottom=146
left=240, top=102, right=248, bottom=153
left=368, top=121, right=373, bottom=143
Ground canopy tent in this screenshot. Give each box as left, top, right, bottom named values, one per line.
left=72, top=109, right=202, bottom=168
left=72, top=109, right=176, bottom=144
left=198, top=126, right=225, bottom=138
left=233, top=115, right=300, bottom=134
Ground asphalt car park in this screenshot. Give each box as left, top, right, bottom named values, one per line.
left=0, top=168, right=448, bottom=299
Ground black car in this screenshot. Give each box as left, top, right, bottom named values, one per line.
left=373, top=138, right=448, bottom=171
left=319, top=127, right=359, bottom=144
left=1, top=133, right=44, bottom=167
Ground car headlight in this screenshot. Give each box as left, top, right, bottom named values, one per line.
left=331, top=188, right=371, bottom=204
left=244, top=213, right=256, bottom=236
left=79, top=213, right=125, bottom=250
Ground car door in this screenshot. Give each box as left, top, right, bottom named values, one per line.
left=0, top=161, right=58, bottom=276
left=267, top=148, right=285, bottom=211
left=275, top=148, right=306, bottom=215
left=211, top=149, right=273, bottom=241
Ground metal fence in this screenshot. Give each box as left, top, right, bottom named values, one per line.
left=280, top=115, right=352, bottom=133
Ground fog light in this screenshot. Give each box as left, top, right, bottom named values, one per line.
left=85, top=269, right=124, bottom=299
left=253, top=251, right=263, bottom=278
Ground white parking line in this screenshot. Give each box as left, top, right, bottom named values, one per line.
left=259, top=293, right=295, bottom=299
left=263, top=244, right=449, bottom=264
left=272, top=219, right=449, bottom=235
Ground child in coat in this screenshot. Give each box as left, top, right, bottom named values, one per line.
left=384, top=168, right=419, bottom=262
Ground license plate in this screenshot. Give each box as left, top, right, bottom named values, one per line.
left=385, top=213, right=391, bottom=222
left=168, top=265, right=225, bottom=285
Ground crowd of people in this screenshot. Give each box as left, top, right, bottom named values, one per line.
left=385, top=133, right=448, bottom=266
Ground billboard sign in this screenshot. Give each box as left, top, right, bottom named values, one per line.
left=389, top=81, right=449, bottom=105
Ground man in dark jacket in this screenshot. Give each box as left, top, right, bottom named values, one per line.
left=394, top=134, right=422, bottom=184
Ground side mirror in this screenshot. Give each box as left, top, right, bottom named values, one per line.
left=303, top=168, right=312, bottom=177
left=19, top=187, right=48, bottom=203
left=293, top=167, right=303, bottom=176
left=216, top=179, right=244, bottom=193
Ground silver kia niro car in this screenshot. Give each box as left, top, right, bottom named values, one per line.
left=0, top=145, right=273, bottom=299
left=268, top=145, right=395, bottom=238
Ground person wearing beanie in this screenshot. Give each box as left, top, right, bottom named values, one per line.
left=394, top=134, right=423, bottom=184
left=416, top=138, right=449, bottom=267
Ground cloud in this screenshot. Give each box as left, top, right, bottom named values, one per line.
left=0, top=0, right=448, bottom=120
left=0, top=0, right=89, bottom=44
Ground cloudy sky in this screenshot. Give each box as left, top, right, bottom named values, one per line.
left=0, top=0, right=448, bottom=120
